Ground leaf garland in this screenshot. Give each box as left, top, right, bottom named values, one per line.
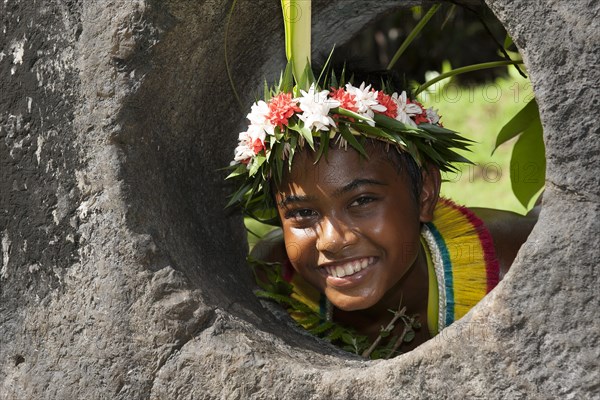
left=226, top=66, right=475, bottom=224
left=247, top=257, right=420, bottom=359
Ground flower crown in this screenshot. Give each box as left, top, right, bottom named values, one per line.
left=227, top=65, right=472, bottom=223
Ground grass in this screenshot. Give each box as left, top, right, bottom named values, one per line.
left=422, top=66, right=537, bottom=215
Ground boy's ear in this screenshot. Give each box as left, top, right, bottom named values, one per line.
left=419, top=164, right=441, bottom=223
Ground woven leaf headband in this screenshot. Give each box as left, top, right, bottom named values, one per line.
left=226, top=62, right=472, bottom=222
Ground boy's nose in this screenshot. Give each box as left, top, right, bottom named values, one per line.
left=315, top=216, right=357, bottom=254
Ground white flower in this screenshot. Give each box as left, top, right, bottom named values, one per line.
left=345, top=82, right=387, bottom=126
left=233, top=144, right=253, bottom=162
left=391, top=91, right=422, bottom=128
left=426, top=107, right=441, bottom=125
left=238, top=130, right=250, bottom=142
left=247, top=124, right=266, bottom=148
left=246, top=100, right=275, bottom=136
left=231, top=131, right=255, bottom=166
left=296, top=84, right=340, bottom=132
left=233, top=144, right=254, bottom=165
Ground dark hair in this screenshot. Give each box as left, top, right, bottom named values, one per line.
left=359, top=139, right=424, bottom=206
left=384, top=146, right=424, bottom=205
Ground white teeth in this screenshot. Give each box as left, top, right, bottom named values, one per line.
left=328, top=266, right=337, bottom=277
left=344, top=264, right=354, bottom=276
left=324, top=257, right=375, bottom=278
left=356, top=260, right=364, bottom=272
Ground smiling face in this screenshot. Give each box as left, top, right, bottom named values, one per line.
left=275, top=143, right=440, bottom=312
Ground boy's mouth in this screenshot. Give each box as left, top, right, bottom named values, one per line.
left=320, top=257, right=377, bottom=278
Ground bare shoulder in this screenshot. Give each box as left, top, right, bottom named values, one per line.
left=469, top=205, right=540, bottom=277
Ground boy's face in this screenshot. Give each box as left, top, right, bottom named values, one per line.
left=275, top=145, right=437, bottom=311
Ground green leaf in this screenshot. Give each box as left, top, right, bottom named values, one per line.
left=248, top=154, right=266, bottom=176
left=440, top=4, right=457, bottom=30
left=351, top=122, right=397, bottom=143
left=226, top=181, right=252, bottom=208
left=339, top=62, right=347, bottom=86
left=341, top=333, right=355, bottom=345
left=330, top=69, right=338, bottom=88
left=416, top=122, right=460, bottom=136
left=264, top=78, right=270, bottom=101
left=245, top=177, right=262, bottom=207
left=274, top=143, right=284, bottom=182
left=314, top=130, right=330, bottom=163
left=280, top=60, right=294, bottom=93
left=297, top=59, right=316, bottom=92
left=493, top=99, right=539, bottom=153
left=255, top=290, right=296, bottom=307
left=281, top=0, right=312, bottom=81
left=332, top=107, right=372, bottom=123
left=503, top=34, right=514, bottom=50
left=309, top=321, right=334, bottom=335
left=275, top=126, right=284, bottom=141
left=414, top=59, right=524, bottom=96
left=225, top=164, right=248, bottom=179
left=379, top=329, right=390, bottom=338
left=510, top=117, right=545, bottom=208
left=317, top=45, right=336, bottom=88
left=403, top=329, right=416, bottom=343
left=326, top=326, right=344, bottom=341
left=266, top=137, right=275, bottom=162
left=387, top=4, right=441, bottom=70
left=297, top=314, right=321, bottom=327
left=373, top=113, right=419, bottom=133
left=286, top=119, right=302, bottom=134
left=405, top=139, right=424, bottom=167
left=339, top=124, right=368, bottom=157
left=298, top=124, right=314, bottom=150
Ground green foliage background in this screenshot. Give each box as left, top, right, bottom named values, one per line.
left=430, top=67, right=539, bottom=215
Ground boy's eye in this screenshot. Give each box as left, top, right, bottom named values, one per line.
left=349, top=196, right=376, bottom=207
left=285, top=208, right=318, bottom=220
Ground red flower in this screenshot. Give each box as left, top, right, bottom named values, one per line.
left=408, top=99, right=428, bottom=124
left=330, top=88, right=358, bottom=113
left=252, top=138, right=265, bottom=154
left=268, top=93, right=301, bottom=129
left=376, top=92, right=398, bottom=118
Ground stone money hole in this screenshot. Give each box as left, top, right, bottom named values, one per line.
left=118, top=1, right=544, bottom=353
left=21, top=0, right=588, bottom=398
left=235, top=1, right=544, bottom=358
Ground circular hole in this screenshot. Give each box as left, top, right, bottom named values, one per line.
left=241, top=2, right=543, bottom=360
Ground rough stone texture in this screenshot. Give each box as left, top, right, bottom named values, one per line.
left=0, top=0, right=598, bottom=398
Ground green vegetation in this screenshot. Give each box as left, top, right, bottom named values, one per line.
left=424, top=66, right=539, bottom=215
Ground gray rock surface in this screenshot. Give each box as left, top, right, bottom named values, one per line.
left=0, top=0, right=598, bottom=398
